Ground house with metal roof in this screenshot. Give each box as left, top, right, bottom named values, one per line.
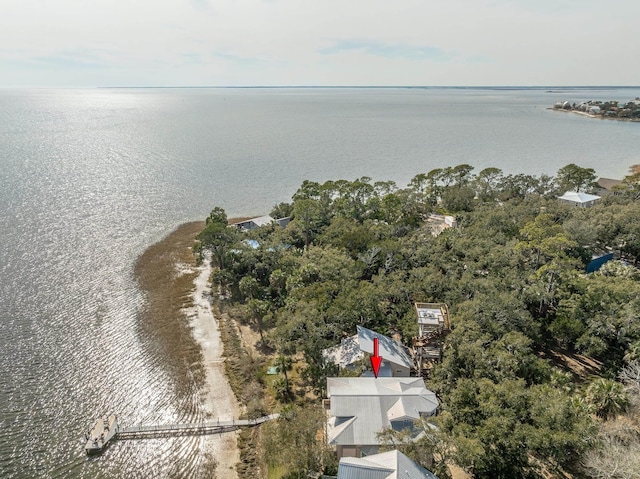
left=230, top=215, right=290, bottom=230
left=322, top=326, right=413, bottom=377
left=326, top=377, right=439, bottom=458
left=337, top=449, right=440, bottom=479
left=597, top=177, right=623, bottom=196
left=426, top=213, right=457, bottom=236
left=558, top=191, right=601, bottom=208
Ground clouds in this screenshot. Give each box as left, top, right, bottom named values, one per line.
left=26, top=52, right=107, bottom=70
left=0, top=0, right=639, bottom=86
left=190, top=0, right=212, bottom=11
left=318, top=41, right=452, bottom=62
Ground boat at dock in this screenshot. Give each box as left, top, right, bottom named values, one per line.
left=85, top=414, right=118, bottom=455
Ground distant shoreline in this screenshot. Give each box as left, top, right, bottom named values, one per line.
left=548, top=107, right=640, bottom=122
left=96, top=85, right=640, bottom=90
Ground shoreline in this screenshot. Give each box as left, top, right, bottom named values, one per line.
left=183, top=254, right=241, bottom=478
left=548, top=106, right=640, bottom=122
left=135, top=221, right=241, bottom=478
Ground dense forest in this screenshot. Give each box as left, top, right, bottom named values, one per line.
left=197, top=164, right=640, bottom=479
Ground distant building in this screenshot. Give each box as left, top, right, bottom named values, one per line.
left=558, top=191, right=601, bottom=208
left=322, top=326, right=413, bottom=377
left=337, top=449, right=440, bottom=479
left=230, top=215, right=290, bottom=230
left=553, top=101, right=572, bottom=110
left=275, top=216, right=291, bottom=228
left=427, top=214, right=457, bottom=236
left=596, top=177, right=623, bottom=197
left=326, top=377, right=438, bottom=459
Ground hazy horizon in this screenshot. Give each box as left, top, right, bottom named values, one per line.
left=3, top=85, right=640, bottom=90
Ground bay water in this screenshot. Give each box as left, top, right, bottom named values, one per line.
left=1, top=86, right=639, bottom=478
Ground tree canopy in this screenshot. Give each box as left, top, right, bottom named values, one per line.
left=197, top=163, right=640, bottom=479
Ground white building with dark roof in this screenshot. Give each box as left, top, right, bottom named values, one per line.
left=322, top=326, right=413, bottom=377
left=337, top=449, right=440, bottom=479
left=326, top=377, right=438, bottom=458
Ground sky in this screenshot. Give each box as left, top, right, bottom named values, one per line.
left=1, top=0, right=639, bottom=87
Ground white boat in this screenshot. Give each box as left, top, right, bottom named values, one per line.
left=85, top=414, right=118, bottom=454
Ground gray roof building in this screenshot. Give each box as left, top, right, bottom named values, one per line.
left=597, top=177, right=623, bottom=195
left=322, top=326, right=413, bottom=377
left=230, top=215, right=290, bottom=230
left=327, top=377, right=438, bottom=458
left=337, top=449, right=440, bottom=479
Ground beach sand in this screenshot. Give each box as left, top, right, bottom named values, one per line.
left=184, top=254, right=241, bottom=479
left=136, top=222, right=241, bottom=478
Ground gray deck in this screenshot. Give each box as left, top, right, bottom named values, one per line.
left=116, top=414, right=279, bottom=440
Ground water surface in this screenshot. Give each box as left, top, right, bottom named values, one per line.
left=1, top=86, right=639, bottom=478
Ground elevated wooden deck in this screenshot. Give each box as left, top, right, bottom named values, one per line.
left=116, top=414, right=279, bottom=440
left=413, top=302, right=451, bottom=375
left=85, top=414, right=279, bottom=453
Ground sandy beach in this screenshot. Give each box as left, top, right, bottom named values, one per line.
left=184, top=255, right=241, bottom=478
left=135, top=222, right=242, bottom=478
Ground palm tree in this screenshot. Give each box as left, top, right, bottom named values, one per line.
left=275, top=355, right=293, bottom=391
left=586, top=378, right=630, bottom=419
left=273, top=378, right=291, bottom=403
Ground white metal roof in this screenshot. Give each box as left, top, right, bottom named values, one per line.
left=338, top=460, right=393, bottom=479
left=248, top=215, right=275, bottom=226
left=327, top=378, right=438, bottom=447
left=322, top=327, right=413, bottom=371
left=558, top=191, right=601, bottom=203
left=337, top=450, right=440, bottom=479
left=338, top=458, right=394, bottom=479
left=328, top=377, right=433, bottom=398
left=387, top=397, right=421, bottom=421
left=231, top=215, right=275, bottom=228
left=357, top=326, right=413, bottom=370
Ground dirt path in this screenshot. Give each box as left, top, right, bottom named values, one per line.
left=185, top=255, right=242, bottom=478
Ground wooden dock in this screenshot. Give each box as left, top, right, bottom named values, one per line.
left=116, top=414, right=279, bottom=440
left=85, top=414, right=279, bottom=453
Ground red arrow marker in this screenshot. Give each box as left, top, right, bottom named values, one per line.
left=370, top=337, right=382, bottom=378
